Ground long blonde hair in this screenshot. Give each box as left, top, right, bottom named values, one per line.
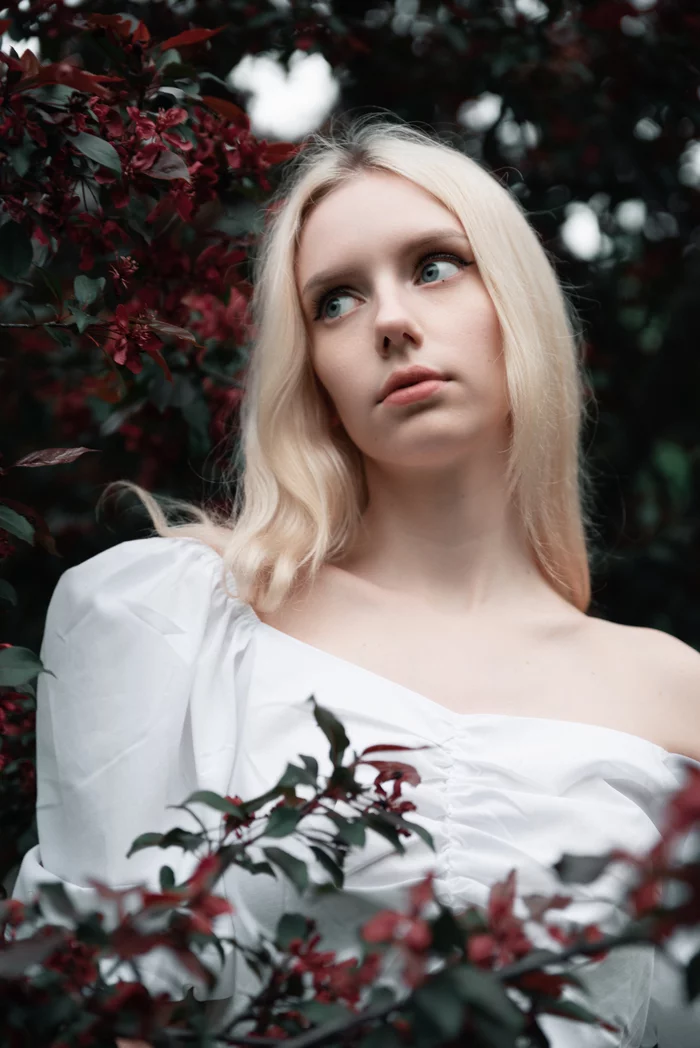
left=100, top=113, right=598, bottom=614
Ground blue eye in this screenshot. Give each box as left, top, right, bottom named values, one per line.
left=311, top=251, right=468, bottom=323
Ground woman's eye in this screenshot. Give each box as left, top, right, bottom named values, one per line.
left=418, top=255, right=463, bottom=286
left=313, top=290, right=355, bottom=322
left=312, top=252, right=467, bottom=323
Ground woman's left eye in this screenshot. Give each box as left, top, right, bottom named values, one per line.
left=417, top=253, right=467, bottom=287
left=311, top=251, right=468, bottom=322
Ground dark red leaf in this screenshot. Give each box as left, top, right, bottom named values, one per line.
left=132, top=21, right=150, bottom=45
left=81, top=372, right=124, bottom=404
left=261, top=141, right=303, bottom=165
left=19, top=50, right=40, bottom=78
left=0, top=53, right=22, bottom=72
left=0, top=18, right=11, bottom=33
left=147, top=347, right=173, bottom=383
left=0, top=929, right=69, bottom=978
left=159, top=26, right=226, bottom=51
left=149, top=149, right=190, bottom=181
left=147, top=319, right=196, bottom=342
left=18, top=62, right=123, bottom=100
left=363, top=759, right=421, bottom=786
left=360, top=743, right=429, bottom=756
left=0, top=498, right=58, bottom=556
left=200, top=95, right=250, bottom=128
left=12, top=447, right=99, bottom=468
left=84, top=13, right=134, bottom=38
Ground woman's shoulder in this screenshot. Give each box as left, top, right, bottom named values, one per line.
left=62, top=534, right=222, bottom=589
left=47, top=535, right=236, bottom=646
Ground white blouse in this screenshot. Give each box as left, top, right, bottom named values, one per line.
left=9, top=536, right=700, bottom=1047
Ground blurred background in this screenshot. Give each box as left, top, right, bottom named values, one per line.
left=1, top=0, right=699, bottom=894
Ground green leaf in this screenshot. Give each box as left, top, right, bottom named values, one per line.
left=123, top=831, right=195, bottom=868
left=156, top=47, right=182, bottom=71
left=430, top=907, right=466, bottom=955
left=379, top=810, right=435, bottom=852
left=0, top=579, right=17, bottom=606
left=247, top=9, right=283, bottom=29
left=264, top=805, right=302, bottom=838
left=526, top=993, right=603, bottom=1024
left=74, top=274, right=105, bottom=307
left=366, top=985, right=398, bottom=1009
left=365, top=814, right=405, bottom=855
left=45, top=326, right=75, bottom=350
left=182, top=790, right=245, bottom=815
left=310, top=845, right=344, bottom=889
left=309, top=697, right=350, bottom=764
left=6, top=144, right=34, bottom=178
left=70, top=132, right=122, bottom=175
left=300, top=754, right=319, bottom=778
left=686, top=946, right=700, bottom=1002
left=327, top=812, right=366, bottom=847
left=0, top=222, right=33, bottom=281
left=275, top=912, right=308, bottom=950
left=447, top=965, right=525, bottom=1030
left=653, top=440, right=691, bottom=506
left=277, top=761, right=317, bottom=788
left=413, top=973, right=464, bottom=1039
left=150, top=149, right=191, bottom=181
left=127, top=832, right=166, bottom=856
left=443, top=24, right=469, bottom=53
left=357, top=1026, right=403, bottom=1048
left=156, top=826, right=205, bottom=852
left=37, top=883, right=79, bottom=923
left=553, top=851, right=615, bottom=885
left=182, top=397, right=211, bottom=458
left=263, top=846, right=309, bottom=894
left=0, top=646, right=45, bottom=687
left=66, top=303, right=99, bottom=334
left=159, top=865, right=175, bottom=891
left=248, top=860, right=275, bottom=878
left=470, top=1010, right=526, bottom=1048
left=296, top=999, right=352, bottom=1025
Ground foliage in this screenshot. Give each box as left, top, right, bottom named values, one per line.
left=2, top=695, right=700, bottom=1047
left=0, top=2, right=303, bottom=885
left=1, top=1, right=700, bottom=1043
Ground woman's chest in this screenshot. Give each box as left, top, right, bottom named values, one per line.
left=255, top=572, right=669, bottom=750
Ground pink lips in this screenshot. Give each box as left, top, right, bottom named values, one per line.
left=382, top=379, right=447, bottom=406
left=378, top=366, right=446, bottom=402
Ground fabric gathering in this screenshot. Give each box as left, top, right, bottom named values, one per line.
left=7, top=535, right=700, bottom=1047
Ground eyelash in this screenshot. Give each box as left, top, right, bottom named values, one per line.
left=311, top=251, right=469, bottom=322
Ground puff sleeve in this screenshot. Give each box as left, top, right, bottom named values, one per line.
left=9, top=535, right=246, bottom=1004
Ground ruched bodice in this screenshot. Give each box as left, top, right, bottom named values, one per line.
left=10, top=536, right=700, bottom=1046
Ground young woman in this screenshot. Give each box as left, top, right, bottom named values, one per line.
left=12, top=116, right=700, bottom=1047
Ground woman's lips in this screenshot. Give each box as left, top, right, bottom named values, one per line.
left=382, top=379, right=448, bottom=406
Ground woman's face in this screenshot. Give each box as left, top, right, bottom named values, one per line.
left=295, top=170, right=509, bottom=469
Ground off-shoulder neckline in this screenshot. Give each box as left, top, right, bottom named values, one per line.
left=186, top=537, right=690, bottom=764
left=252, top=618, right=679, bottom=760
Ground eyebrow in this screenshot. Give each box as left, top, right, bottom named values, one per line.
left=300, top=227, right=471, bottom=303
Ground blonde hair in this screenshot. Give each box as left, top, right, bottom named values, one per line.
left=100, top=113, right=599, bottom=614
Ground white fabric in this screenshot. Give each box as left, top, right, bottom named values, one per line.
left=8, top=535, right=700, bottom=1045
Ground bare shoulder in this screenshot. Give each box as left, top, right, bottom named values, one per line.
left=627, top=623, right=700, bottom=680
left=620, top=622, right=700, bottom=758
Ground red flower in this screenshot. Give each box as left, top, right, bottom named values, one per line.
left=361, top=909, right=403, bottom=943
left=43, top=935, right=101, bottom=994
left=104, top=303, right=166, bottom=375
left=223, top=794, right=255, bottom=838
